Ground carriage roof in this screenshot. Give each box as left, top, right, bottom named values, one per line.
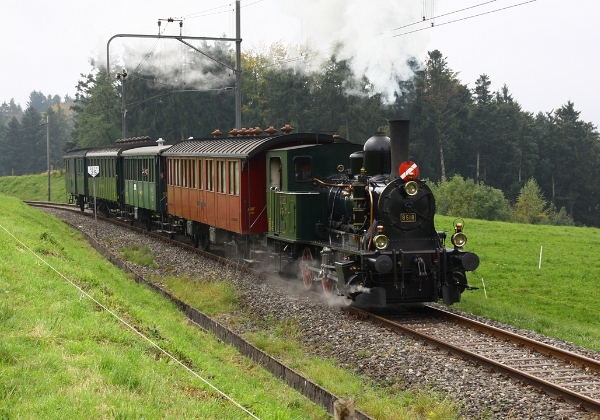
left=162, top=133, right=348, bottom=159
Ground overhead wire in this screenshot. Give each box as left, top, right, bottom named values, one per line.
left=0, top=222, right=261, bottom=420
left=391, top=0, right=499, bottom=33
left=126, top=19, right=172, bottom=78
left=392, top=0, right=537, bottom=38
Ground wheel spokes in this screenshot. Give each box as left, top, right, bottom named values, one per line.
left=301, top=248, right=314, bottom=289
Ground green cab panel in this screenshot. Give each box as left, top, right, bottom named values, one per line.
left=269, top=191, right=324, bottom=240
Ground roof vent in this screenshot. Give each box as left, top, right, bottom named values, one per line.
left=281, top=124, right=294, bottom=134
left=212, top=129, right=222, bottom=138
left=264, top=126, right=277, bottom=136
left=156, top=138, right=165, bottom=146
left=229, top=128, right=238, bottom=137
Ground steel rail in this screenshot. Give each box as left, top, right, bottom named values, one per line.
left=345, top=306, right=600, bottom=413
left=429, top=305, right=600, bottom=373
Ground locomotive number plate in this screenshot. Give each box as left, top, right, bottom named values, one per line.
left=400, top=213, right=417, bottom=222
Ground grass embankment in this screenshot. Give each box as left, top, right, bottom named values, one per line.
left=436, top=215, right=600, bottom=350
left=0, top=171, right=67, bottom=202
left=0, top=195, right=332, bottom=419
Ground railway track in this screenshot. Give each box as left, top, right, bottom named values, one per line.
left=29, top=201, right=600, bottom=415
left=345, top=305, right=600, bottom=414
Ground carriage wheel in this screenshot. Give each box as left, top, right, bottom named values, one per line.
left=301, top=247, right=315, bottom=290
left=322, top=277, right=335, bottom=296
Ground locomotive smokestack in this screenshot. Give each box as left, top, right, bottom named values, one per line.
left=389, top=120, right=410, bottom=179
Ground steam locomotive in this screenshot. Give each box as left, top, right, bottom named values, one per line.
left=64, top=120, right=479, bottom=306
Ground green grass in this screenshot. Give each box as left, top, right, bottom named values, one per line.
left=155, top=274, right=240, bottom=316
left=158, top=269, right=462, bottom=419
left=0, top=194, right=330, bottom=419
left=436, top=215, right=600, bottom=350
left=0, top=170, right=67, bottom=202
left=119, top=244, right=158, bottom=268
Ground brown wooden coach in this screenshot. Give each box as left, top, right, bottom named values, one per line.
left=162, top=132, right=346, bottom=249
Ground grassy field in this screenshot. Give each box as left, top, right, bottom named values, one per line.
left=0, top=171, right=67, bottom=203
left=0, top=195, right=331, bottom=419
left=436, top=215, right=600, bottom=350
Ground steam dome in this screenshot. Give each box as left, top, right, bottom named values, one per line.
left=362, top=132, right=391, bottom=175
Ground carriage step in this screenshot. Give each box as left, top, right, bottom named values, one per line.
left=242, top=259, right=260, bottom=265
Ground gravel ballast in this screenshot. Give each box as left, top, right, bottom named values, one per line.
left=43, top=209, right=599, bottom=419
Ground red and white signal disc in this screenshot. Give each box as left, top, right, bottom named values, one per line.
left=399, top=161, right=419, bottom=181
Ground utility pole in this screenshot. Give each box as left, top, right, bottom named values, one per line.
left=235, top=0, right=242, bottom=129
left=46, top=115, right=50, bottom=201
left=40, top=115, right=51, bottom=200
left=116, top=70, right=127, bottom=140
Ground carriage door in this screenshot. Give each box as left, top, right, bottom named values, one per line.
left=268, top=157, right=282, bottom=234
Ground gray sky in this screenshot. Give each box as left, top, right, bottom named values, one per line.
left=1, top=0, right=598, bottom=128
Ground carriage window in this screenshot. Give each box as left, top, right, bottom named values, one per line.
left=206, top=160, right=214, bottom=191
left=229, top=160, right=240, bottom=196
left=142, top=158, right=150, bottom=181
left=198, top=159, right=203, bottom=190
left=217, top=160, right=226, bottom=193
left=293, top=156, right=312, bottom=181
left=183, top=159, right=189, bottom=187
left=190, top=159, right=197, bottom=189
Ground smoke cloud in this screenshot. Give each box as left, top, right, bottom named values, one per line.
left=281, top=0, right=430, bottom=101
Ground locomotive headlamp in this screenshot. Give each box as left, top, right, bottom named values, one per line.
left=374, top=234, right=390, bottom=250
left=451, top=232, right=467, bottom=248
left=451, top=219, right=467, bottom=248
left=404, top=180, right=419, bottom=196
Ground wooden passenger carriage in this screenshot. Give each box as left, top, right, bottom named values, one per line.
left=162, top=133, right=351, bottom=250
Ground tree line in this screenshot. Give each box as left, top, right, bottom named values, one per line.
left=0, top=92, right=73, bottom=177
left=0, top=44, right=597, bottom=227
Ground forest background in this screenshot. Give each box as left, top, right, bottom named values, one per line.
left=0, top=43, right=596, bottom=227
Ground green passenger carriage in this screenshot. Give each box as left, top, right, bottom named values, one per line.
left=121, top=141, right=171, bottom=229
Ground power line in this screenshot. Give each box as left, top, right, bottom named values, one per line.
left=181, top=0, right=262, bottom=21
left=391, top=0, right=499, bottom=33
left=392, top=0, right=537, bottom=38
left=0, top=222, right=261, bottom=420
left=181, top=3, right=233, bottom=19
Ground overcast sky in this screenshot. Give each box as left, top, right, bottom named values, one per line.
left=1, top=0, right=598, bottom=128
